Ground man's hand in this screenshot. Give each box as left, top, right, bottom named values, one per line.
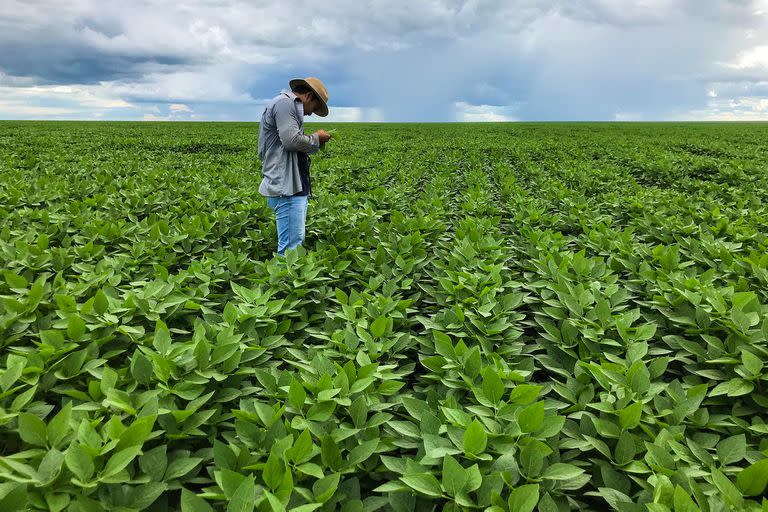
left=315, top=130, right=332, bottom=144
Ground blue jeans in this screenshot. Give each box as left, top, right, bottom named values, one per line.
left=267, top=195, right=308, bottom=255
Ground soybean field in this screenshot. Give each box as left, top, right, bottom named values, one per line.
left=1, top=121, right=768, bottom=511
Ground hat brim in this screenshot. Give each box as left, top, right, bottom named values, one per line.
left=289, top=78, right=329, bottom=117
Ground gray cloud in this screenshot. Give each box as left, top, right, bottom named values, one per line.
left=0, top=40, right=196, bottom=84
left=556, top=0, right=765, bottom=27
left=0, top=0, right=766, bottom=120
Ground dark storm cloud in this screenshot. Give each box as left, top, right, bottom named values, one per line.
left=0, top=0, right=766, bottom=120
left=0, top=42, right=197, bottom=84
left=0, top=22, right=203, bottom=85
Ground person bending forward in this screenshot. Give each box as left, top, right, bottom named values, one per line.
left=258, top=77, right=332, bottom=255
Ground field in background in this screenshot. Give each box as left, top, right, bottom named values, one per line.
left=1, top=121, right=768, bottom=511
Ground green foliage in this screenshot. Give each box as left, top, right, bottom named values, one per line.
left=1, top=121, right=768, bottom=510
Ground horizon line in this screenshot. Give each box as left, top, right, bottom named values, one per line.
left=1, top=119, right=768, bottom=124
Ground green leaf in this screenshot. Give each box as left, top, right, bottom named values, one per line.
left=541, top=463, right=585, bottom=481
left=18, top=413, right=47, bottom=446
left=482, top=367, right=505, bottom=405
left=711, top=468, right=744, bottom=509
left=36, top=448, right=65, bottom=485
left=509, top=384, right=542, bottom=405
left=94, top=289, right=109, bottom=315
left=538, top=493, right=559, bottom=512
left=181, top=489, right=214, bottom=512
left=214, top=440, right=236, bottom=470
left=442, top=455, right=468, bottom=496
left=263, top=451, right=284, bottom=490
left=349, top=377, right=375, bottom=395
left=673, top=485, right=700, bottom=512
left=313, top=472, right=340, bottom=503
left=518, top=401, right=545, bottom=433
left=732, top=307, right=758, bottom=333
left=140, top=445, right=167, bottom=481
left=288, top=378, right=306, bottom=410
left=463, top=419, right=487, bottom=455
left=54, top=294, right=77, bottom=313
left=307, top=400, right=336, bottom=421
left=47, top=402, right=73, bottom=449
left=508, top=484, right=539, bottom=512
left=349, top=395, right=368, bottom=428
left=716, top=434, right=745, bottom=466
left=219, top=469, right=248, bottom=497
left=741, top=350, right=763, bottom=375
left=116, top=415, right=155, bottom=451
left=296, top=462, right=324, bottom=479
left=287, top=429, right=314, bottom=464
left=626, top=342, right=648, bottom=363
left=67, top=314, right=87, bottom=341
left=727, top=379, right=754, bottom=397
left=619, top=402, right=643, bottom=430
left=165, top=457, right=203, bottom=480
left=614, top=431, right=636, bottom=466
left=463, top=346, right=482, bottom=379
left=400, top=473, right=443, bottom=497
left=370, top=316, right=387, bottom=338
left=737, top=458, right=768, bottom=496
left=131, top=352, right=153, bottom=385
left=153, top=320, right=172, bottom=355
left=44, top=493, right=70, bottom=512
left=321, top=435, right=342, bottom=471
left=520, top=441, right=545, bottom=478
left=373, top=481, right=409, bottom=493
left=224, top=302, right=238, bottom=325
left=635, top=323, right=657, bottom=341
left=334, top=288, right=348, bottom=305
left=28, top=278, right=45, bottom=308
left=0, top=359, right=24, bottom=392
left=596, top=487, right=633, bottom=510
left=433, top=331, right=454, bottom=358
left=101, top=445, right=142, bottom=478
left=346, top=439, right=378, bottom=467
left=263, top=491, right=285, bottom=512
left=130, top=483, right=167, bottom=509
left=11, top=386, right=36, bottom=412
left=627, top=361, right=650, bottom=395
left=227, top=475, right=256, bottom=512
left=465, top=463, right=482, bottom=492
left=100, top=366, right=118, bottom=394
left=290, top=505, right=322, bottom=512
left=65, top=444, right=94, bottom=482
left=4, top=271, right=27, bottom=289
left=0, top=483, right=27, bottom=510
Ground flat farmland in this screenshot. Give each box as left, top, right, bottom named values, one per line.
left=1, top=121, right=768, bottom=511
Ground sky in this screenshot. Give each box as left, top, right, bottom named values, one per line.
left=1, top=0, right=767, bottom=122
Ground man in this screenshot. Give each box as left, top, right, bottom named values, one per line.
left=258, top=77, right=332, bottom=255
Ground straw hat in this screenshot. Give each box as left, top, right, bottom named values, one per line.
left=289, top=77, right=329, bottom=117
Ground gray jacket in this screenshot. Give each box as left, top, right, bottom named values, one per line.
left=258, top=90, right=320, bottom=197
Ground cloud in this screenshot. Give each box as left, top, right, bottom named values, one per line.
left=169, top=103, right=192, bottom=113
left=0, top=81, right=135, bottom=119
left=556, top=0, right=768, bottom=27
left=140, top=103, right=197, bottom=121
left=555, top=0, right=676, bottom=26
left=675, top=94, right=768, bottom=120
left=455, top=102, right=518, bottom=122
left=0, top=101, right=76, bottom=117
left=727, top=45, right=768, bottom=70
left=316, top=107, right=383, bottom=123
left=0, top=0, right=767, bottom=120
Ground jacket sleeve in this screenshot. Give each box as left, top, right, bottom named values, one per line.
left=273, top=98, right=320, bottom=154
